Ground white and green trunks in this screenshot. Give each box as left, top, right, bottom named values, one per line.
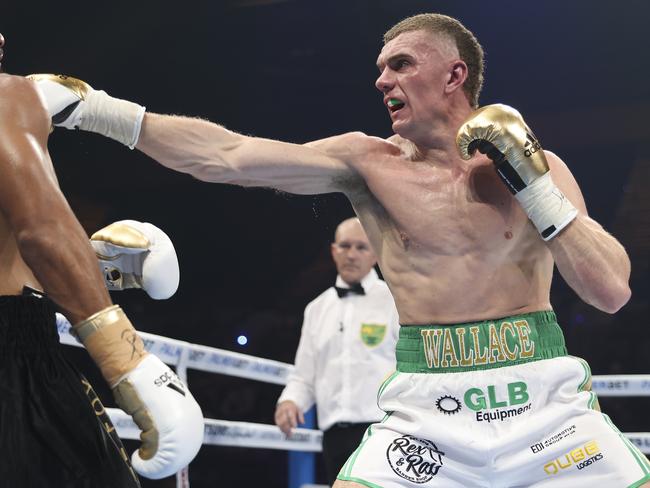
left=338, top=311, right=650, bottom=487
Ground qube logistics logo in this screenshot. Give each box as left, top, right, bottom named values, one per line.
left=543, top=440, right=604, bottom=475
left=464, top=381, right=531, bottom=422
left=386, top=435, right=445, bottom=483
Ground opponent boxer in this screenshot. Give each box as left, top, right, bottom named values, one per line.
left=0, top=34, right=202, bottom=487
left=32, top=12, right=650, bottom=487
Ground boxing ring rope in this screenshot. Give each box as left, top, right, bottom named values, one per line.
left=56, top=321, right=650, bottom=486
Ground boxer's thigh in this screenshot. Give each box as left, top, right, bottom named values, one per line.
left=336, top=370, right=488, bottom=488
left=498, top=356, right=650, bottom=487
left=337, top=420, right=472, bottom=488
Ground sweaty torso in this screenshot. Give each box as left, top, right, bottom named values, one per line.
left=0, top=214, right=40, bottom=295
left=0, top=74, right=49, bottom=295
left=331, top=133, right=553, bottom=325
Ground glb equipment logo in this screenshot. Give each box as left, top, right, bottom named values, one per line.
left=464, top=381, right=532, bottom=422
left=435, top=395, right=462, bottom=415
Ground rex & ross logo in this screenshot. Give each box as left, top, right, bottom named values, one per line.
left=386, top=435, right=445, bottom=483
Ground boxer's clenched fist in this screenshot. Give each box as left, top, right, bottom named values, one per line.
left=28, top=73, right=145, bottom=148
left=456, top=104, right=578, bottom=240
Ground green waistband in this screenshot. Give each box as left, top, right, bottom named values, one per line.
left=397, top=311, right=567, bottom=373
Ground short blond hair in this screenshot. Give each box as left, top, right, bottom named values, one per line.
left=384, top=13, right=484, bottom=108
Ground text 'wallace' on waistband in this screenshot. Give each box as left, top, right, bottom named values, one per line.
left=396, top=310, right=567, bottom=373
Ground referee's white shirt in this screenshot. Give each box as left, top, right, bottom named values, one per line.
left=278, top=268, right=399, bottom=431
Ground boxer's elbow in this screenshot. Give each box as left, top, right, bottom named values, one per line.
left=588, top=280, right=631, bottom=314
left=174, top=156, right=234, bottom=183
left=185, top=154, right=246, bottom=185
left=187, top=139, right=261, bottom=186
left=15, top=225, right=60, bottom=267
left=603, top=284, right=631, bottom=314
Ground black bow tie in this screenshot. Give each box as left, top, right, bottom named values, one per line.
left=335, top=283, right=365, bottom=298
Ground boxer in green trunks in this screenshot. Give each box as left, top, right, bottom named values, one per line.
left=29, top=11, right=648, bottom=487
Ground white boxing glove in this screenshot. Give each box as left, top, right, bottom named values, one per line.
left=27, top=73, right=145, bottom=148
left=91, top=220, right=180, bottom=300
left=112, top=354, right=204, bottom=479
left=74, top=305, right=204, bottom=479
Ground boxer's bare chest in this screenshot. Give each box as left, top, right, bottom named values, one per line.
left=340, top=136, right=549, bottom=322
left=352, top=150, right=530, bottom=260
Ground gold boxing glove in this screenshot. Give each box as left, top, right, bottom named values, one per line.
left=456, top=104, right=577, bottom=240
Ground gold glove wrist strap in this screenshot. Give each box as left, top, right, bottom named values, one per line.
left=73, top=305, right=147, bottom=386
left=73, top=304, right=123, bottom=342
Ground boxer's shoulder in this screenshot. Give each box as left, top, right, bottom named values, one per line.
left=339, top=131, right=402, bottom=156
left=0, top=73, right=38, bottom=99
left=308, top=131, right=396, bottom=157
left=0, top=74, right=49, bottom=128
left=385, top=134, right=415, bottom=156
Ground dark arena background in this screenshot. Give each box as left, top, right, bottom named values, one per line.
left=3, top=0, right=649, bottom=486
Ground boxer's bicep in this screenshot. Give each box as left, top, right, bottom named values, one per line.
left=0, top=103, right=61, bottom=232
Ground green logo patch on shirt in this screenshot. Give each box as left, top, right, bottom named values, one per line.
left=361, top=323, right=387, bottom=347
